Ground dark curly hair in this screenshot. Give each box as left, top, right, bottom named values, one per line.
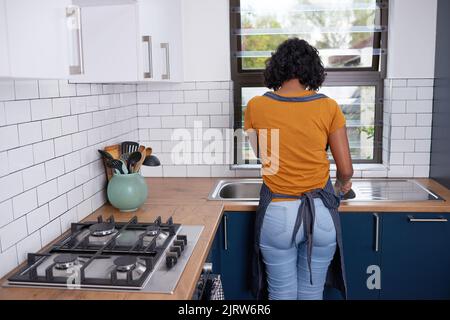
left=264, top=38, right=326, bottom=91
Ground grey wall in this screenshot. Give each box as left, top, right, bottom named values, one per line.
left=430, top=0, right=450, bottom=188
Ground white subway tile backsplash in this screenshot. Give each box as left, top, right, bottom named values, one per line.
left=416, top=114, right=433, bottom=127
left=0, top=102, right=5, bottom=126
left=0, top=216, right=28, bottom=251
left=415, top=140, right=431, bottom=153
left=38, top=80, right=60, bottom=98
left=18, top=121, right=42, bottom=146
left=414, top=166, right=430, bottom=178
left=54, top=135, right=73, bottom=157
left=22, top=164, right=46, bottom=190
left=148, top=104, right=173, bottom=116
left=407, top=79, right=434, bottom=87
left=0, top=152, right=8, bottom=177
left=76, top=84, right=91, bottom=96
left=388, top=166, right=414, bottom=178
left=161, top=116, right=185, bottom=128
left=40, top=218, right=61, bottom=247
left=198, top=103, right=221, bottom=115
left=70, top=97, right=87, bottom=115
left=405, top=127, right=432, bottom=139
left=0, top=125, right=19, bottom=152
left=37, top=179, right=58, bottom=206
left=404, top=153, right=430, bottom=165
left=57, top=172, right=75, bottom=195
left=52, top=97, right=71, bottom=117
left=209, top=90, right=230, bottom=103
left=184, top=90, right=209, bottom=103
left=406, top=100, right=433, bottom=113
left=173, top=103, right=197, bottom=115
left=76, top=198, right=92, bottom=220
left=391, top=87, right=417, bottom=100
left=138, top=117, right=161, bottom=129
left=45, top=157, right=66, bottom=181
left=137, top=91, right=159, bottom=104
left=210, top=115, right=230, bottom=128
left=417, top=87, right=434, bottom=100
left=61, top=115, right=79, bottom=135
left=186, top=116, right=210, bottom=128
left=390, top=140, right=415, bottom=152
left=74, top=165, right=91, bottom=186
left=49, top=194, right=68, bottom=220
left=72, top=131, right=88, bottom=151
left=8, top=145, right=34, bottom=172
left=58, top=80, right=76, bottom=97
left=26, top=204, right=50, bottom=233
left=0, top=246, right=18, bottom=278
left=33, top=140, right=55, bottom=163
left=78, top=113, right=93, bottom=131
left=12, top=189, right=37, bottom=219
left=391, top=100, right=406, bottom=113
left=0, top=171, right=23, bottom=203
left=391, top=114, right=416, bottom=127
left=0, top=200, right=14, bottom=228
left=16, top=231, right=42, bottom=264
left=60, top=207, right=77, bottom=232
left=67, top=186, right=84, bottom=209
left=30, top=99, right=53, bottom=121
left=14, top=80, right=39, bottom=100
left=0, top=80, right=15, bottom=101
left=160, top=91, right=184, bottom=103
left=5, top=100, right=31, bottom=125
left=42, top=118, right=62, bottom=140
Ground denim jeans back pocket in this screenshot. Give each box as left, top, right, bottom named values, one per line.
left=262, top=202, right=288, bottom=237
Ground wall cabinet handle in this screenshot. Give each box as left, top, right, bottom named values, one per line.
left=142, top=36, right=153, bottom=79
left=161, top=42, right=170, bottom=80
left=373, top=213, right=380, bottom=252
left=408, top=216, right=448, bottom=223
left=223, top=214, right=228, bottom=251
left=66, top=6, right=84, bottom=75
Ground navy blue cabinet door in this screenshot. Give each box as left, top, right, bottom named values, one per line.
left=325, top=213, right=382, bottom=300
left=210, top=212, right=255, bottom=300
left=380, top=213, right=450, bottom=300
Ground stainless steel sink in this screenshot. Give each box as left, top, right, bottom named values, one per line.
left=208, top=179, right=444, bottom=202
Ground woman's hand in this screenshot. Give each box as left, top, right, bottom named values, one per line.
left=335, top=179, right=352, bottom=195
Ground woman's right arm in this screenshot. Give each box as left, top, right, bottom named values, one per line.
left=329, top=126, right=354, bottom=194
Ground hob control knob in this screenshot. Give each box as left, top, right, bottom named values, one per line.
left=170, top=245, right=182, bottom=257
left=166, top=253, right=178, bottom=269
left=173, top=240, right=185, bottom=251
left=176, top=235, right=187, bottom=246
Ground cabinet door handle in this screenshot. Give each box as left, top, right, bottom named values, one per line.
left=161, top=42, right=170, bottom=80
left=142, top=36, right=153, bottom=79
left=223, top=214, right=228, bottom=251
left=373, top=213, right=380, bottom=252
left=66, top=6, right=84, bottom=75
left=408, top=216, right=448, bottom=223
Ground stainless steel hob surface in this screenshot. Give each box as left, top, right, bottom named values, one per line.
left=4, top=215, right=204, bottom=294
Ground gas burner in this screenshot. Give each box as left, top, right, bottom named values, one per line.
left=114, top=256, right=137, bottom=272
left=54, top=254, right=78, bottom=270
left=89, top=222, right=116, bottom=237
left=146, top=225, right=159, bottom=236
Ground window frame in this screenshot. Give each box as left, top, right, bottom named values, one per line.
left=230, top=0, right=389, bottom=165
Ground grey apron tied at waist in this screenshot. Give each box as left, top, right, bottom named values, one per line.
left=251, top=178, right=347, bottom=300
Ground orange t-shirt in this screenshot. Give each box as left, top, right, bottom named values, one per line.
left=244, top=90, right=346, bottom=196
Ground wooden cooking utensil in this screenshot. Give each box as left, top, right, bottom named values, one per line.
left=133, top=147, right=150, bottom=173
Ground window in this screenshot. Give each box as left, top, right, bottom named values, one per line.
left=231, top=0, right=388, bottom=164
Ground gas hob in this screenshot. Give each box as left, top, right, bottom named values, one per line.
left=5, top=215, right=204, bottom=294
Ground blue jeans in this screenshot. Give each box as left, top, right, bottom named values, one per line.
left=260, top=199, right=337, bottom=300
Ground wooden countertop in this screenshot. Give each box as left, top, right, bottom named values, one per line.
left=1, top=178, right=449, bottom=300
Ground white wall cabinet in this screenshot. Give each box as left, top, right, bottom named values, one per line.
left=0, top=0, right=10, bottom=77
left=72, top=0, right=183, bottom=83
left=3, top=0, right=74, bottom=79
